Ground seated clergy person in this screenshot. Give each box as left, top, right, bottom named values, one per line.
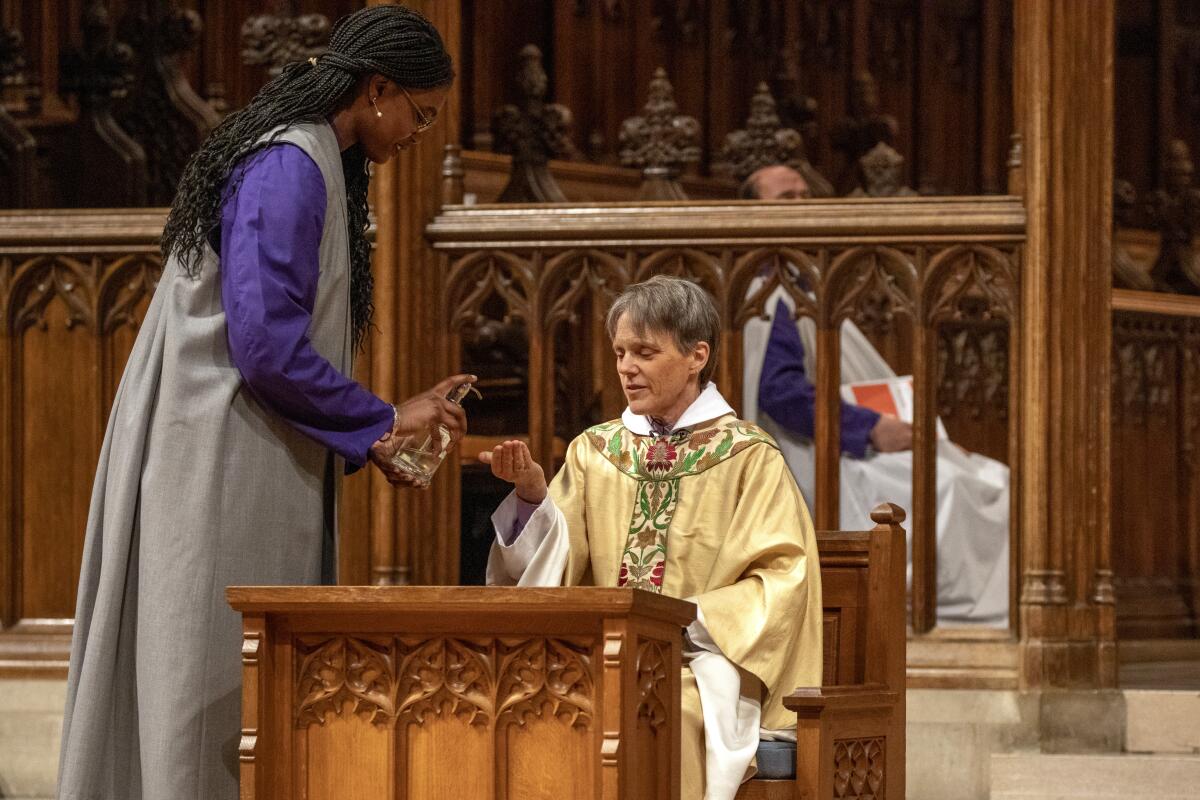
left=481, top=275, right=821, bottom=800
left=737, top=165, right=1009, bottom=626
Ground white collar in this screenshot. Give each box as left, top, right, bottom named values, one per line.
left=621, top=383, right=735, bottom=436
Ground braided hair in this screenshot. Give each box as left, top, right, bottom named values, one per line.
left=161, top=4, right=454, bottom=349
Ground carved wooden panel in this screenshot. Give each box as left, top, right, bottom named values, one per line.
left=0, top=249, right=160, bottom=628
left=1111, top=308, right=1200, bottom=638
left=291, top=633, right=597, bottom=799
left=632, top=637, right=672, bottom=799
left=832, top=736, right=885, bottom=800
left=232, top=587, right=696, bottom=800
left=295, top=635, right=595, bottom=730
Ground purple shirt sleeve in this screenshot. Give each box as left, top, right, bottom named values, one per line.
left=757, top=298, right=881, bottom=459
left=219, top=143, right=394, bottom=470
left=503, top=496, right=540, bottom=545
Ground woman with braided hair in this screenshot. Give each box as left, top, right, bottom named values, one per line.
left=58, top=6, right=465, bottom=798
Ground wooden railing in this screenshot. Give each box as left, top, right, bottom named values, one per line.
left=427, top=196, right=1026, bottom=633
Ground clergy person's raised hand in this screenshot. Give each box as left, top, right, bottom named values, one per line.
left=869, top=414, right=913, bottom=453
left=479, top=440, right=548, bottom=504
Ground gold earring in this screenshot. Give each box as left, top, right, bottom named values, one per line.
left=370, top=97, right=383, bottom=118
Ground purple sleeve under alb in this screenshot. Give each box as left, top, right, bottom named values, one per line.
left=218, top=143, right=393, bottom=469
left=757, top=298, right=881, bottom=459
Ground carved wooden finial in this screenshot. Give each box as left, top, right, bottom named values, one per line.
left=1149, top=139, right=1200, bottom=294
left=241, top=1, right=331, bottom=77
left=848, top=142, right=917, bottom=197
left=56, top=0, right=149, bottom=205
left=491, top=44, right=576, bottom=203
left=115, top=1, right=221, bottom=203
left=833, top=71, right=899, bottom=193
left=441, top=143, right=465, bottom=207
left=870, top=502, right=907, bottom=526
left=1112, top=179, right=1153, bottom=290
left=715, top=82, right=832, bottom=196
left=0, top=27, right=31, bottom=113
left=0, top=29, right=23, bottom=80
left=1006, top=133, right=1024, bottom=196
left=0, top=25, right=36, bottom=206
left=618, top=67, right=700, bottom=200
left=770, top=48, right=821, bottom=151
left=60, top=1, right=137, bottom=111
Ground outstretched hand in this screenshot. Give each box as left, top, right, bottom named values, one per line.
left=478, top=439, right=548, bottom=504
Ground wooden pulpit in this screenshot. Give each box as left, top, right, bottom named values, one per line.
left=227, top=586, right=695, bottom=800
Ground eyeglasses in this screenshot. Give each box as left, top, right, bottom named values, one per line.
left=399, top=85, right=436, bottom=134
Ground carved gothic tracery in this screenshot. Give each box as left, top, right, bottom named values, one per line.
left=832, top=737, right=885, bottom=799
left=1113, top=316, right=1177, bottom=425
left=829, top=247, right=917, bottom=335
left=295, top=635, right=594, bottom=730
left=635, top=640, right=669, bottom=731
left=937, top=324, right=1008, bottom=421
left=2, top=253, right=165, bottom=335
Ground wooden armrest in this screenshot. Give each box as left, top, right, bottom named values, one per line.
left=783, top=684, right=898, bottom=712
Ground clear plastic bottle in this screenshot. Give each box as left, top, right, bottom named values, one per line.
left=390, top=382, right=481, bottom=484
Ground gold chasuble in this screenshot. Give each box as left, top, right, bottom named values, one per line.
left=554, top=413, right=823, bottom=732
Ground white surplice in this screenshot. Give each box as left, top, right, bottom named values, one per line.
left=743, top=286, right=1010, bottom=626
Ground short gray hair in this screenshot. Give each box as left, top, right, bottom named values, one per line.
left=605, top=275, right=721, bottom=386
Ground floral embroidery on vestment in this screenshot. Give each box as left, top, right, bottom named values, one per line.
left=584, top=416, right=776, bottom=592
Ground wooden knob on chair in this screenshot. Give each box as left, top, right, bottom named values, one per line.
left=870, top=502, right=907, bottom=526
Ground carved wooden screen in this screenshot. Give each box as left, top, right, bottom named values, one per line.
left=1111, top=290, right=1200, bottom=639
left=0, top=209, right=377, bottom=676
left=428, top=197, right=1025, bottom=633
left=0, top=211, right=166, bottom=673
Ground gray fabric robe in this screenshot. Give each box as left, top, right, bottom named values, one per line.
left=58, top=121, right=353, bottom=800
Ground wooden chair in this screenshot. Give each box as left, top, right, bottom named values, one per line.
left=737, top=503, right=907, bottom=800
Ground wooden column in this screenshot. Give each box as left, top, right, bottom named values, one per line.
left=364, top=0, right=463, bottom=586
left=1013, top=0, right=1116, bottom=689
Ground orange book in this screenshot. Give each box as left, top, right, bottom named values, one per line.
left=840, top=376, right=948, bottom=439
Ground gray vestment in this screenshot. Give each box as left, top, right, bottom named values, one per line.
left=58, top=122, right=353, bottom=800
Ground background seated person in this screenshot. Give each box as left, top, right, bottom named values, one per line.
left=480, top=276, right=822, bottom=800
left=740, top=165, right=1009, bottom=627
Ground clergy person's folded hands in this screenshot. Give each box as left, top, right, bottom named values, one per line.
left=478, top=440, right=547, bottom=504
left=369, top=373, right=476, bottom=486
